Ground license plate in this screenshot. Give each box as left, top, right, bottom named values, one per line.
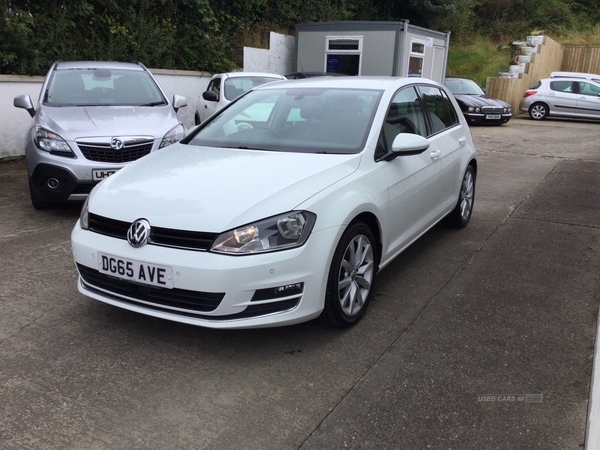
left=98, top=253, right=173, bottom=288
left=486, top=114, right=501, bottom=120
left=93, top=169, right=120, bottom=181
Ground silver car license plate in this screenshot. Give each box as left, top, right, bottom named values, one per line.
left=93, top=169, right=120, bottom=181
left=98, top=253, right=173, bottom=288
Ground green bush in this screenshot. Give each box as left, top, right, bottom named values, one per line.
left=446, top=37, right=512, bottom=87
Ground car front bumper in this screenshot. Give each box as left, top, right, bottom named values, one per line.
left=71, top=221, right=338, bottom=329
left=25, top=136, right=157, bottom=203
left=463, top=112, right=512, bottom=125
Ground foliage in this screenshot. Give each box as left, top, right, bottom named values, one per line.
left=446, top=37, right=512, bottom=87
left=1, top=0, right=600, bottom=75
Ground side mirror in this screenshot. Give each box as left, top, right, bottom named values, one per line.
left=172, top=94, right=187, bottom=112
left=14, top=94, right=35, bottom=118
left=380, top=133, right=430, bottom=162
left=202, top=91, right=218, bottom=102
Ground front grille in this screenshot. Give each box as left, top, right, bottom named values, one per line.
left=228, top=299, right=300, bottom=319
left=78, top=264, right=301, bottom=320
left=73, top=184, right=95, bottom=195
left=77, top=264, right=224, bottom=312
left=78, top=141, right=153, bottom=162
left=89, top=213, right=218, bottom=251
left=481, top=106, right=504, bottom=114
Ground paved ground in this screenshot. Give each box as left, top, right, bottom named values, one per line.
left=0, top=116, right=599, bottom=449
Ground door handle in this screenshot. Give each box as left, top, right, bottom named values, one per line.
left=430, top=149, right=441, bottom=160
left=458, top=137, right=466, bottom=145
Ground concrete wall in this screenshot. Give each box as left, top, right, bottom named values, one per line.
left=244, top=32, right=295, bottom=75
left=1, top=75, right=44, bottom=160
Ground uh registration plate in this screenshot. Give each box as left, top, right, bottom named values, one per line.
left=93, top=168, right=120, bottom=181
left=98, top=253, right=173, bottom=288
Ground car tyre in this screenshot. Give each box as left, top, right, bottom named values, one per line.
left=28, top=180, right=51, bottom=210
left=529, top=102, right=549, bottom=120
left=443, top=165, right=475, bottom=228
left=320, top=222, right=377, bottom=328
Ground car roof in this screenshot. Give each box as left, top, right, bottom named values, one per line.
left=219, top=72, right=286, bottom=79
left=444, top=76, right=471, bottom=80
left=255, top=76, right=442, bottom=91
left=286, top=72, right=347, bottom=78
left=550, top=71, right=600, bottom=80
left=54, top=61, right=145, bottom=71
left=541, top=76, right=600, bottom=84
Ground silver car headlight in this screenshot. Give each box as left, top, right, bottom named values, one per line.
left=35, top=128, right=73, bottom=155
left=210, top=211, right=317, bottom=255
left=159, top=124, right=185, bottom=148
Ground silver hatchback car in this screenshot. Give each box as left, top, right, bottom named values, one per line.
left=14, top=61, right=187, bottom=209
left=519, top=77, right=600, bottom=121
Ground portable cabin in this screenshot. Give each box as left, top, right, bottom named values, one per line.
left=294, top=21, right=451, bottom=83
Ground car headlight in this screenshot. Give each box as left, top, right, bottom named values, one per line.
left=80, top=195, right=90, bottom=230
left=210, top=211, right=317, bottom=255
left=34, top=128, right=73, bottom=155
left=159, top=124, right=185, bottom=148
left=468, top=106, right=475, bottom=112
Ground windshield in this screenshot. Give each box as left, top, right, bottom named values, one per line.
left=223, top=76, right=284, bottom=100
left=445, top=79, right=485, bottom=96
left=187, top=87, right=382, bottom=154
left=44, top=68, right=166, bottom=106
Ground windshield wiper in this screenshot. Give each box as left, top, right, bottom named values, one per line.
left=140, top=101, right=167, bottom=106
left=236, top=145, right=270, bottom=150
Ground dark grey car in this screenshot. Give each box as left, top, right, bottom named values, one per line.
left=14, top=61, right=187, bottom=209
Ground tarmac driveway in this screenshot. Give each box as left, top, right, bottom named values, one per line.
left=0, top=116, right=599, bottom=449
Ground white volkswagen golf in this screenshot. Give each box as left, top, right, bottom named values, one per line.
left=71, top=77, right=478, bottom=329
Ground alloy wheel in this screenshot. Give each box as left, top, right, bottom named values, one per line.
left=337, top=234, right=375, bottom=317
left=460, top=169, right=475, bottom=222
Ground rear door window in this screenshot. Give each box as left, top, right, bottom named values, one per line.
left=417, top=86, right=459, bottom=135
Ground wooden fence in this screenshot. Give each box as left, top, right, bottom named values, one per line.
left=562, top=46, right=600, bottom=74
left=486, top=35, right=564, bottom=114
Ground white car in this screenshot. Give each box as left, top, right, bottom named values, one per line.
left=72, top=77, right=478, bottom=329
left=195, top=72, right=286, bottom=125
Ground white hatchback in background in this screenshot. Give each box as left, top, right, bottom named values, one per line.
left=195, top=72, right=286, bottom=125
left=72, top=77, right=478, bottom=329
